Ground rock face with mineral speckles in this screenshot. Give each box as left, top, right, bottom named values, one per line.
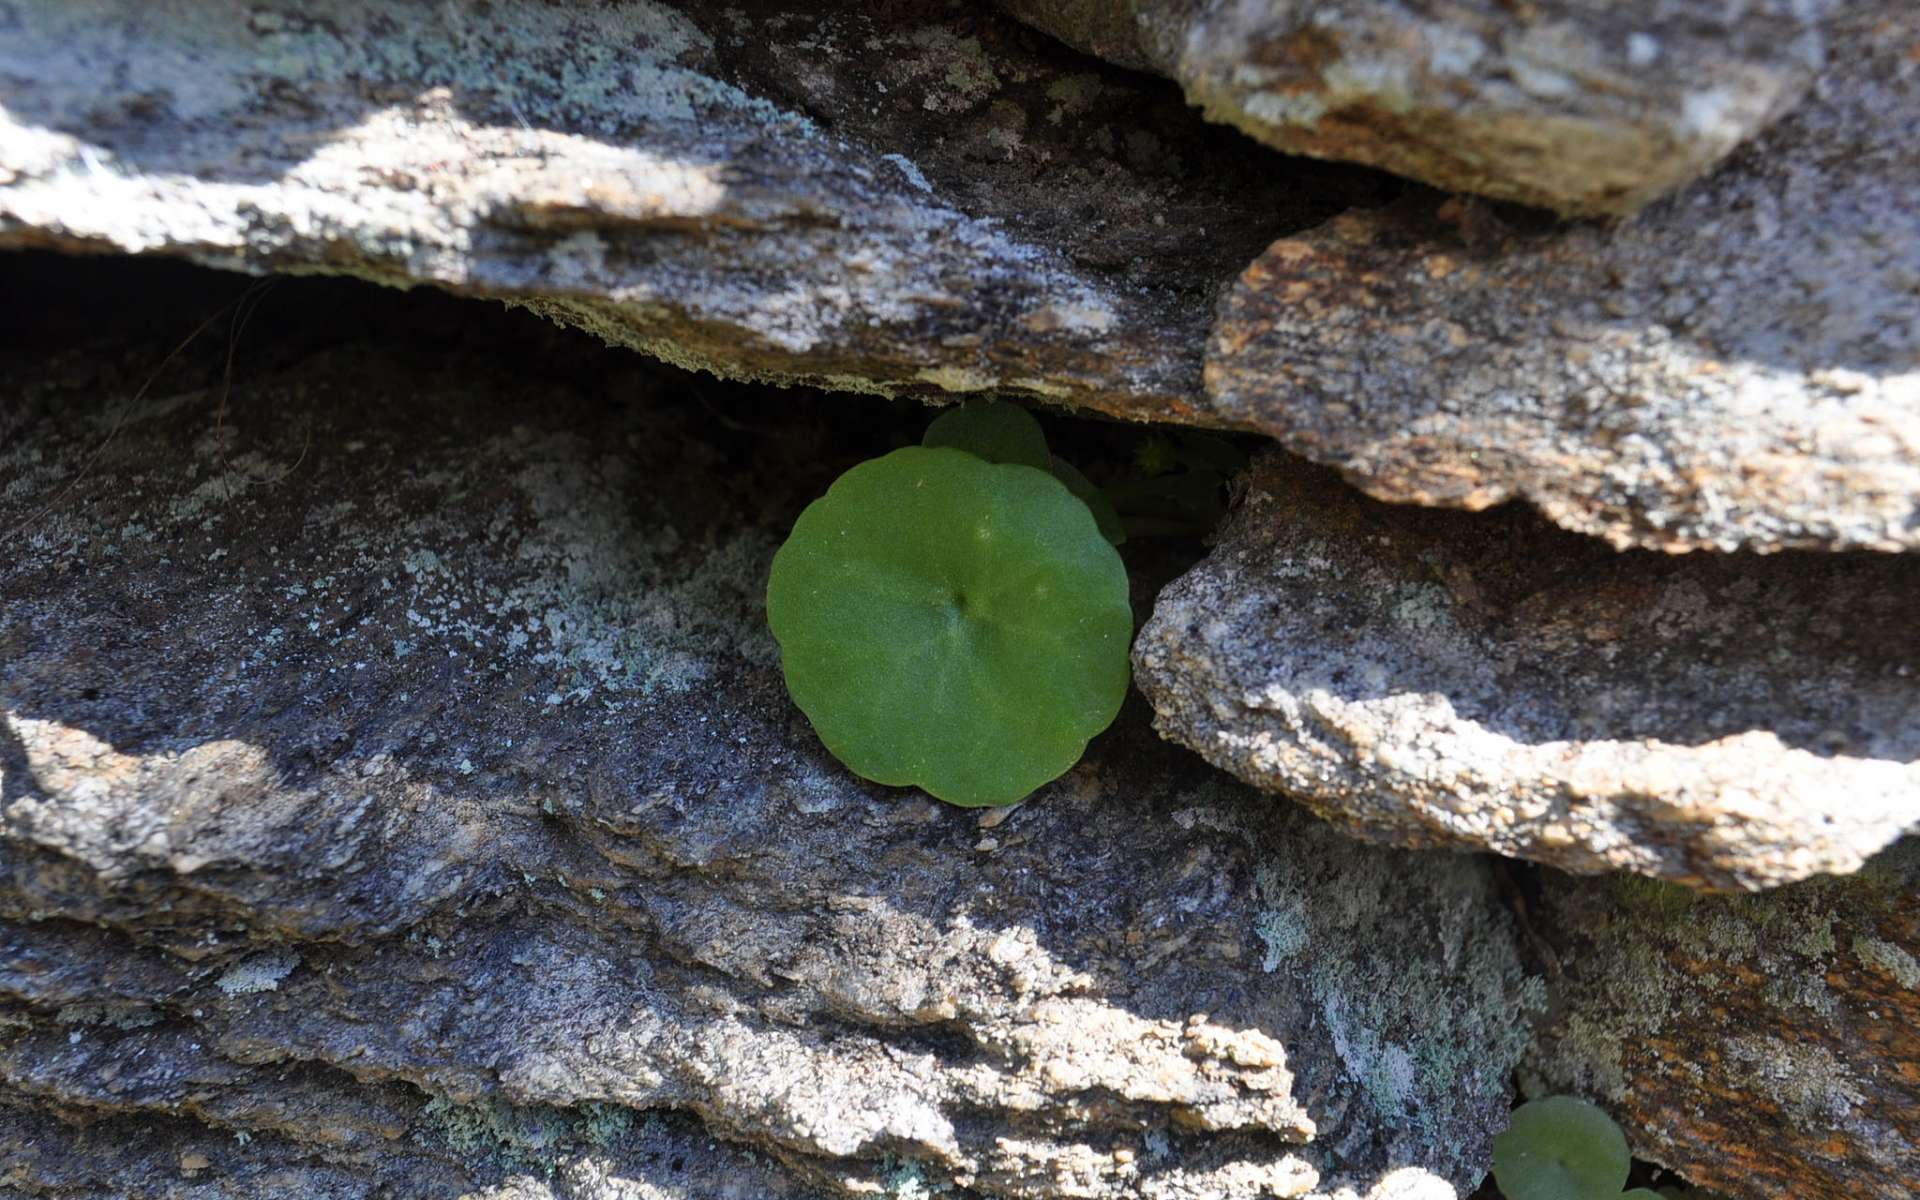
left=1203, top=2, right=1920, bottom=554
left=4, top=0, right=1920, bottom=1195
left=0, top=0, right=1384, bottom=421
left=1000, top=0, right=1827, bottom=216
left=0, top=259, right=1537, bottom=1200
left=1525, top=840, right=1920, bottom=1200
left=1133, top=454, right=1920, bottom=892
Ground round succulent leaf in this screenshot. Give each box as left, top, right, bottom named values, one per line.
left=767, top=446, right=1132, bottom=806
left=1049, top=456, right=1126, bottom=546
left=1492, top=1097, right=1632, bottom=1200
left=922, top=401, right=1052, bottom=471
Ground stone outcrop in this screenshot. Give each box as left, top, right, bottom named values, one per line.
left=1133, top=454, right=1920, bottom=892
left=6, top=2, right=1914, bottom=557
left=0, top=0, right=1384, bottom=422
left=1205, top=2, right=1920, bottom=554
left=4, top=0, right=1919, bottom=1194
left=1000, top=0, right=1826, bottom=216
left=0, top=260, right=1539, bottom=1199
left=1525, top=838, right=1920, bottom=1200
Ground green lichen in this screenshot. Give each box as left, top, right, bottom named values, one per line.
left=880, top=1155, right=952, bottom=1200
left=1525, top=837, right=1918, bottom=1128
left=1250, top=845, right=1546, bottom=1165
left=55, top=1002, right=160, bottom=1030
left=1853, top=934, right=1920, bottom=988
left=417, top=1094, right=641, bottom=1177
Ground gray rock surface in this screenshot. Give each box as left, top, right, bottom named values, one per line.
left=1525, top=838, right=1920, bottom=1200
left=0, top=0, right=1382, bottom=422
left=1133, top=454, right=1920, bottom=892
left=1001, top=0, right=1825, bottom=216
left=0, top=259, right=1539, bottom=1199
left=7, top=0, right=1909, bottom=561
left=1205, top=1, right=1920, bottom=554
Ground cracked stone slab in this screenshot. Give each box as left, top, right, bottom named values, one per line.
left=1525, top=839, right=1920, bottom=1200
left=0, top=258, right=1535, bottom=1199
left=1000, top=0, right=1827, bottom=216
left=0, top=0, right=1382, bottom=421
left=1203, top=1, right=1920, bottom=554
left=1133, top=453, right=1920, bottom=892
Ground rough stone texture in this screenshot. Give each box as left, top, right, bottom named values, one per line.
left=1206, top=1, right=1920, bottom=554
left=1133, top=453, right=1920, bottom=893
left=1524, top=838, right=1920, bottom=1200
left=0, top=0, right=1386, bottom=422
left=1000, top=0, right=1826, bottom=216
left=0, top=258, right=1539, bottom=1199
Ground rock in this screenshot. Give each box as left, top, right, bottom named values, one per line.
left=1133, top=453, right=1920, bottom=892
left=0, top=257, right=1540, bottom=1198
left=1000, top=0, right=1826, bottom=216
left=1524, top=838, right=1920, bottom=1200
left=1205, top=2, right=1920, bottom=554
left=0, top=0, right=1384, bottom=421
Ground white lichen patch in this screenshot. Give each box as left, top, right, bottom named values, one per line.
left=1249, top=836, right=1545, bottom=1157
left=881, top=153, right=934, bottom=194
left=904, top=28, right=999, bottom=114
left=216, top=948, right=302, bottom=996
left=1854, top=935, right=1920, bottom=989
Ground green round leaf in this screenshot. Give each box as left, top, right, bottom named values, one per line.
left=1492, top=1097, right=1631, bottom=1200
left=922, top=401, right=1052, bottom=471
left=1049, top=456, right=1126, bottom=546
left=767, top=446, right=1131, bottom=806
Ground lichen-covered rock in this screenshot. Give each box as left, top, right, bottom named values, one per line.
left=1133, top=454, right=1920, bottom=892
left=0, top=0, right=1382, bottom=422
left=1000, top=0, right=1825, bottom=216
left=0, top=258, right=1537, bottom=1199
left=1205, top=1, right=1920, bottom=554
left=1524, top=839, right=1920, bottom=1200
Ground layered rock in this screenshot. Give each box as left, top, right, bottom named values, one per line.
left=7, top=1, right=1912, bottom=559
left=1526, top=838, right=1920, bottom=1200
left=1001, top=0, right=1825, bottom=216
left=1205, top=2, right=1920, bottom=554
left=1134, top=454, right=1920, bottom=892
left=0, top=0, right=1383, bottom=421
left=0, top=260, right=1538, bottom=1199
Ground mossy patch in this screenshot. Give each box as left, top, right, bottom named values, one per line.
left=416, top=1093, right=644, bottom=1177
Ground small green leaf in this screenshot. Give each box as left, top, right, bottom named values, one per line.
left=1492, top=1097, right=1631, bottom=1200
left=1621, top=1191, right=1664, bottom=1199
left=767, top=446, right=1132, bottom=807
left=1049, top=457, right=1125, bottom=546
left=922, top=401, right=1051, bottom=471
left=1134, top=435, right=1178, bottom=477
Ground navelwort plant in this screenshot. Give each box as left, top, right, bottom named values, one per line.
left=766, top=402, right=1131, bottom=807
left=1492, top=1096, right=1720, bottom=1200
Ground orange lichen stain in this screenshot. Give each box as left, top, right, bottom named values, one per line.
left=1262, top=239, right=1320, bottom=269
